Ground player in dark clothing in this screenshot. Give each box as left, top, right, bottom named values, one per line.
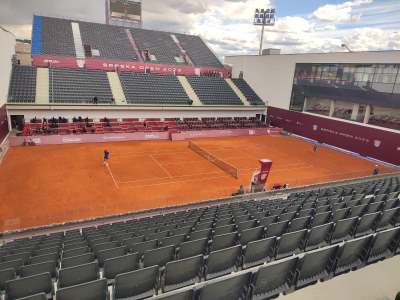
left=104, top=150, right=110, bottom=164
left=313, top=143, right=318, bottom=153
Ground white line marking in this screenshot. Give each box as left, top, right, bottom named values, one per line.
left=149, top=154, right=173, bottom=178
left=105, top=163, right=119, bottom=189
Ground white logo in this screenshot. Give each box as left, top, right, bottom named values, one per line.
left=76, top=59, right=85, bottom=68
left=373, top=140, right=382, bottom=148
left=313, top=125, right=318, bottom=131
left=249, top=130, right=255, bottom=135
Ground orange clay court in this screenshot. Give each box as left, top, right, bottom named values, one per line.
left=0, top=135, right=395, bottom=232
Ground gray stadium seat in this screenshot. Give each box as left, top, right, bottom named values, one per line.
left=332, top=208, right=350, bottom=222
left=160, top=234, right=186, bottom=247
left=151, top=289, right=194, bottom=300
left=311, top=212, right=331, bottom=227
left=143, top=245, right=175, bottom=268
left=96, top=246, right=127, bottom=267
left=113, top=265, right=159, bottom=300
left=179, top=238, right=208, bottom=259
left=258, top=215, right=278, bottom=227
left=58, top=262, right=99, bottom=288
left=355, top=212, right=380, bottom=237
left=14, top=293, right=47, bottom=300
left=0, top=268, right=15, bottom=290
left=61, top=253, right=95, bottom=268
left=367, top=227, right=400, bottom=263
left=56, top=278, right=108, bottom=300
left=21, top=261, right=57, bottom=278
left=276, top=229, right=307, bottom=259
left=288, top=217, right=310, bottom=232
left=210, top=232, right=238, bottom=251
left=266, top=221, right=289, bottom=238
left=205, top=245, right=241, bottom=279
left=296, top=246, right=338, bottom=289
left=251, top=257, right=298, bottom=300
left=129, top=240, right=158, bottom=257
left=214, top=224, right=236, bottom=235
left=63, top=246, right=90, bottom=258
left=239, top=226, right=265, bottom=245
left=198, top=272, right=250, bottom=300
left=305, top=223, right=334, bottom=251
left=243, top=237, right=276, bottom=269
left=331, top=217, right=357, bottom=243
left=376, top=208, right=399, bottom=231
left=0, top=259, right=23, bottom=274
left=335, top=236, right=372, bottom=275
left=163, top=255, right=203, bottom=292
left=103, top=253, right=139, bottom=280
left=5, top=272, right=52, bottom=300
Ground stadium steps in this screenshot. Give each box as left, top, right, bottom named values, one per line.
left=177, top=76, right=202, bottom=106
left=107, top=72, right=127, bottom=105
left=35, top=68, right=49, bottom=104
left=71, top=22, right=85, bottom=59
left=225, top=78, right=250, bottom=106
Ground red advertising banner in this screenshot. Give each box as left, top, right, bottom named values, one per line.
left=268, top=107, right=400, bottom=166
left=171, top=128, right=282, bottom=141
left=31, top=55, right=231, bottom=77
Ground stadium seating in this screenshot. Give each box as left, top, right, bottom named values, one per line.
left=119, top=73, right=192, bottom=105
left=175, top=33, right=223, bottom=68
left=187, top=76, right=243, bottom=105
left=8, top=65, right=37, bottom=103
left=232, top=78, right=265, bottom=105
left=0, top=176, right=398, bottom=299
left=35, top=16, right=223, bottom=69
left=41, top=16, right=75, bottom=56
left=131, top=29, right=184, bottom=65
left=49, top=68, right=114, bottom=104
left=80, top=22, right=138, bottom=61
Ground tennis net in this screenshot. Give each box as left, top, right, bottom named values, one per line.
left=188, top=141, right=239, bottom=179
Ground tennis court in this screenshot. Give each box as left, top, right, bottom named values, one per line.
left=0, top=135, right=395, bottom=231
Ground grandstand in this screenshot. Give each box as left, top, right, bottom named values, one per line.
left=0, top=4, right=400, bottom=300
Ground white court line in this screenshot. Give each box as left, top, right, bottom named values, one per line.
left=118, top=171, right=224, bottom=184
left=120, top=174, right=231, bottom=189
left=149, top=154, right=173, bottom=178
left=105, top=163, right=120, bottom=189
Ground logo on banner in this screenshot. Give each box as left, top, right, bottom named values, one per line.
left=313, top=125, right=318, bottom=131
left=77, top=59, right=85, bottom=68
left=249, top=130, right=255, bottom=135
left=373, top=140, right=382, bottom=148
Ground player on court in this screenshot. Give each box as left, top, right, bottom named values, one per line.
left=104, top=149, right=110, bottom=165
left=313, top=143, right=318, bottom=153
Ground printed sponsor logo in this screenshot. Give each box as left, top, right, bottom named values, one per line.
left=313, top=125, right=318, bottom=131
left=249, top=130, right=255, bottom=135
left=76, top=59, right=85, bottom=68
left=103, top=136, right=126, bottom=140
left=62, top=138, right=82, bottom=143
left=373, top=140, right=382, bottom=148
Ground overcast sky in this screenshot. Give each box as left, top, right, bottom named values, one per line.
left=0, top=0, right=399, bottom=61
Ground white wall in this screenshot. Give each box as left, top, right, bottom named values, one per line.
left=7, top=106, right=266, bottom=122
left=0, top=27, right=16, bottom=107
left=225, top=51, right=400, bottom=110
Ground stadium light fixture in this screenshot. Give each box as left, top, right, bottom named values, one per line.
left=254, top=8, right=276, bottom=55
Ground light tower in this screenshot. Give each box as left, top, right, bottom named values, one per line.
left=253, top=7, right=276, bottom=55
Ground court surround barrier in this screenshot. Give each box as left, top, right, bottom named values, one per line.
left=8, top=127, right=282, bottom=146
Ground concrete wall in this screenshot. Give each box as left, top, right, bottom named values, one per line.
left=225, top=51, right=400, bottom=110
left=0, top=27, right=15, bottom=142
left=7, top=106, right=266, bottom=123
left=0, top=27, right=16, bottom=107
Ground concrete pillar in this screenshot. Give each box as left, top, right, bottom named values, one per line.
left=351, top=103, right=360, bottom=121
left=329, top=100, right=335, bottom=117
left=364, top=105, right=371, bottom=124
